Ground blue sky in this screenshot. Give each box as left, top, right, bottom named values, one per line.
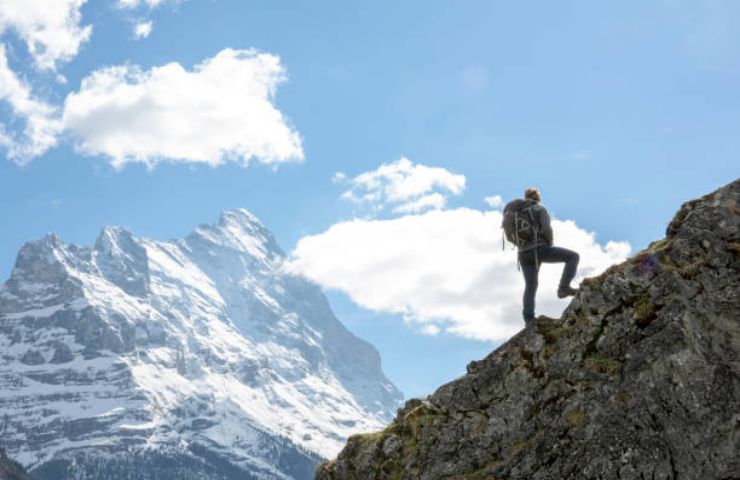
left=1, top=0, right=738, bottom=398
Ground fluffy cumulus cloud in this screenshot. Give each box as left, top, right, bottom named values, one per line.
left=0, top=0, right=89, bottom=162
left=0, top=45, right=61, bottom=164
left=62, top=48, right=304, bottom=168
left=337, top=158, right=466, bottom=214
left=0, top=0, right=91, bottom=71
left=289, top=191, right=631, bottom=342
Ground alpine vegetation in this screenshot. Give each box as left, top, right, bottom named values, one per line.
left=0, top=209, right=402, bottom=480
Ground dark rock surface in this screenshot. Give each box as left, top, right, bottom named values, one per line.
left=0, top=449, right=33, bottom=480
left=317, top=180, right=740, bottom=480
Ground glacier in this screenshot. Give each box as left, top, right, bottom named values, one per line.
left=0, top=209, right=403, bottom=479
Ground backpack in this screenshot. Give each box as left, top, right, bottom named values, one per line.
left=502, top=199, right=539, bottom=248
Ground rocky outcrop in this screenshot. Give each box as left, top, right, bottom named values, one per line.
left=317, top=180, right=739, bottom=480
left=0, top=449, right=32, bottom=480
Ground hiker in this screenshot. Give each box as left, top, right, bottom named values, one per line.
left=502, top=188, right=579, bottom=324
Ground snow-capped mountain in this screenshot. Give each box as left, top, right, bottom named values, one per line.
left=0, top=209, right=403, bottom=480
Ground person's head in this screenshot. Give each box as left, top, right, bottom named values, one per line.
left=524, top=187, right=541, bottom=203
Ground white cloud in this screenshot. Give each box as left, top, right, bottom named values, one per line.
left=117, top=0, right=175, bottom=39
left=118, top=0, right=170, bottom=8
left=0, top=0, right=91, bottom=70
left=420, top=324, right=440, bottom=336
left=0, top=0, right=88, bottom=160
left=484, top=195, right=503, bottom=209
left=61, top=48, right=304, bottom=169
left=288, top=208, right=630, bottom=342
left=133, top=21, right=153, bottom=39
left=339, top=158, right=465, bottom=214
left=393, top=193, right=446, bottom=214
left=0, top=45, right=61, bottom=164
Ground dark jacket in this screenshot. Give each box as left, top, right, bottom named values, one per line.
left=517, top=201, right=553, bottom=252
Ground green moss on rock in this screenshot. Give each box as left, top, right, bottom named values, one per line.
left=634, top=295, right=656, bottom=328
left=566, top=409, right=585, bottom=428
left=584, top=355, right=621, bottom=375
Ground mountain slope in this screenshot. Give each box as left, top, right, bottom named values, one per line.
left=0, top=449, right=32, bottom=480
left=317, top=180, right=739, bottom=480
left=0, top=209, right=402, bottom=480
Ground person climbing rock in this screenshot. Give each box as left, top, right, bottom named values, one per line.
left=502, top=187, right=579, bottom=324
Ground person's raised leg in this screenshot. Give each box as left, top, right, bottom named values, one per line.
left=537, top=246, right=579, bottom=297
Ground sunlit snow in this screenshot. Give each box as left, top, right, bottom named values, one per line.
left=0, top=209, right=402, bottom=474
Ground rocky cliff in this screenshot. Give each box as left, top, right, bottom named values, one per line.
left=316, top=180, right=739, bottom=480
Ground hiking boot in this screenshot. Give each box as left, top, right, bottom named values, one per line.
left=557, top=285, right=578, bottom=298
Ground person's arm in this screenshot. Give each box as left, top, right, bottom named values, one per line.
left=539, top=206, right=554, bottom=245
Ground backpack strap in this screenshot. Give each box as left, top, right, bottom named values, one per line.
left=522, top=205, right=540, bottom=271
left=530, top=206, right=540, bottom=270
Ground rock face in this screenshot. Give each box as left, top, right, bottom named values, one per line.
left=317, top=180, right=739, bottom=480
left=0, top=209, right=402, bottom=480
left=0, top=449, right=33, bottom=480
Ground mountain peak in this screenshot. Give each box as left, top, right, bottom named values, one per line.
left=9, top=233, right=75, bottom=287
left=218, top=208, right=264, bottom=228
left=189, top=208, right=284, bottom=259
left=94, top=225, right=140, bottom=261
left=40, top=232, right=64, bottom=247
left=93, top=225, right=149, bottom=297
left=16, top=232, right=65, bottom=258
left=317, top=179, right=739, bottom=480
left=95, top=225, right=133, bottom=244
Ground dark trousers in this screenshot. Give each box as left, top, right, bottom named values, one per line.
left=518, top=245, right=579, bottom=321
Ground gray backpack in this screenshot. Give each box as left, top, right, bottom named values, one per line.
left=502, top=199, right=539, bottom=248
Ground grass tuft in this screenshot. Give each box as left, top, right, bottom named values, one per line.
left=584, top=355, right=621, bottom=375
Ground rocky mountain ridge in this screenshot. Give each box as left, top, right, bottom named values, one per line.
left=0, top=449, right=32, bottom=480
left=0, top=209, right=402, bottom=480
left=317, top=180, right=739, bottom=480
